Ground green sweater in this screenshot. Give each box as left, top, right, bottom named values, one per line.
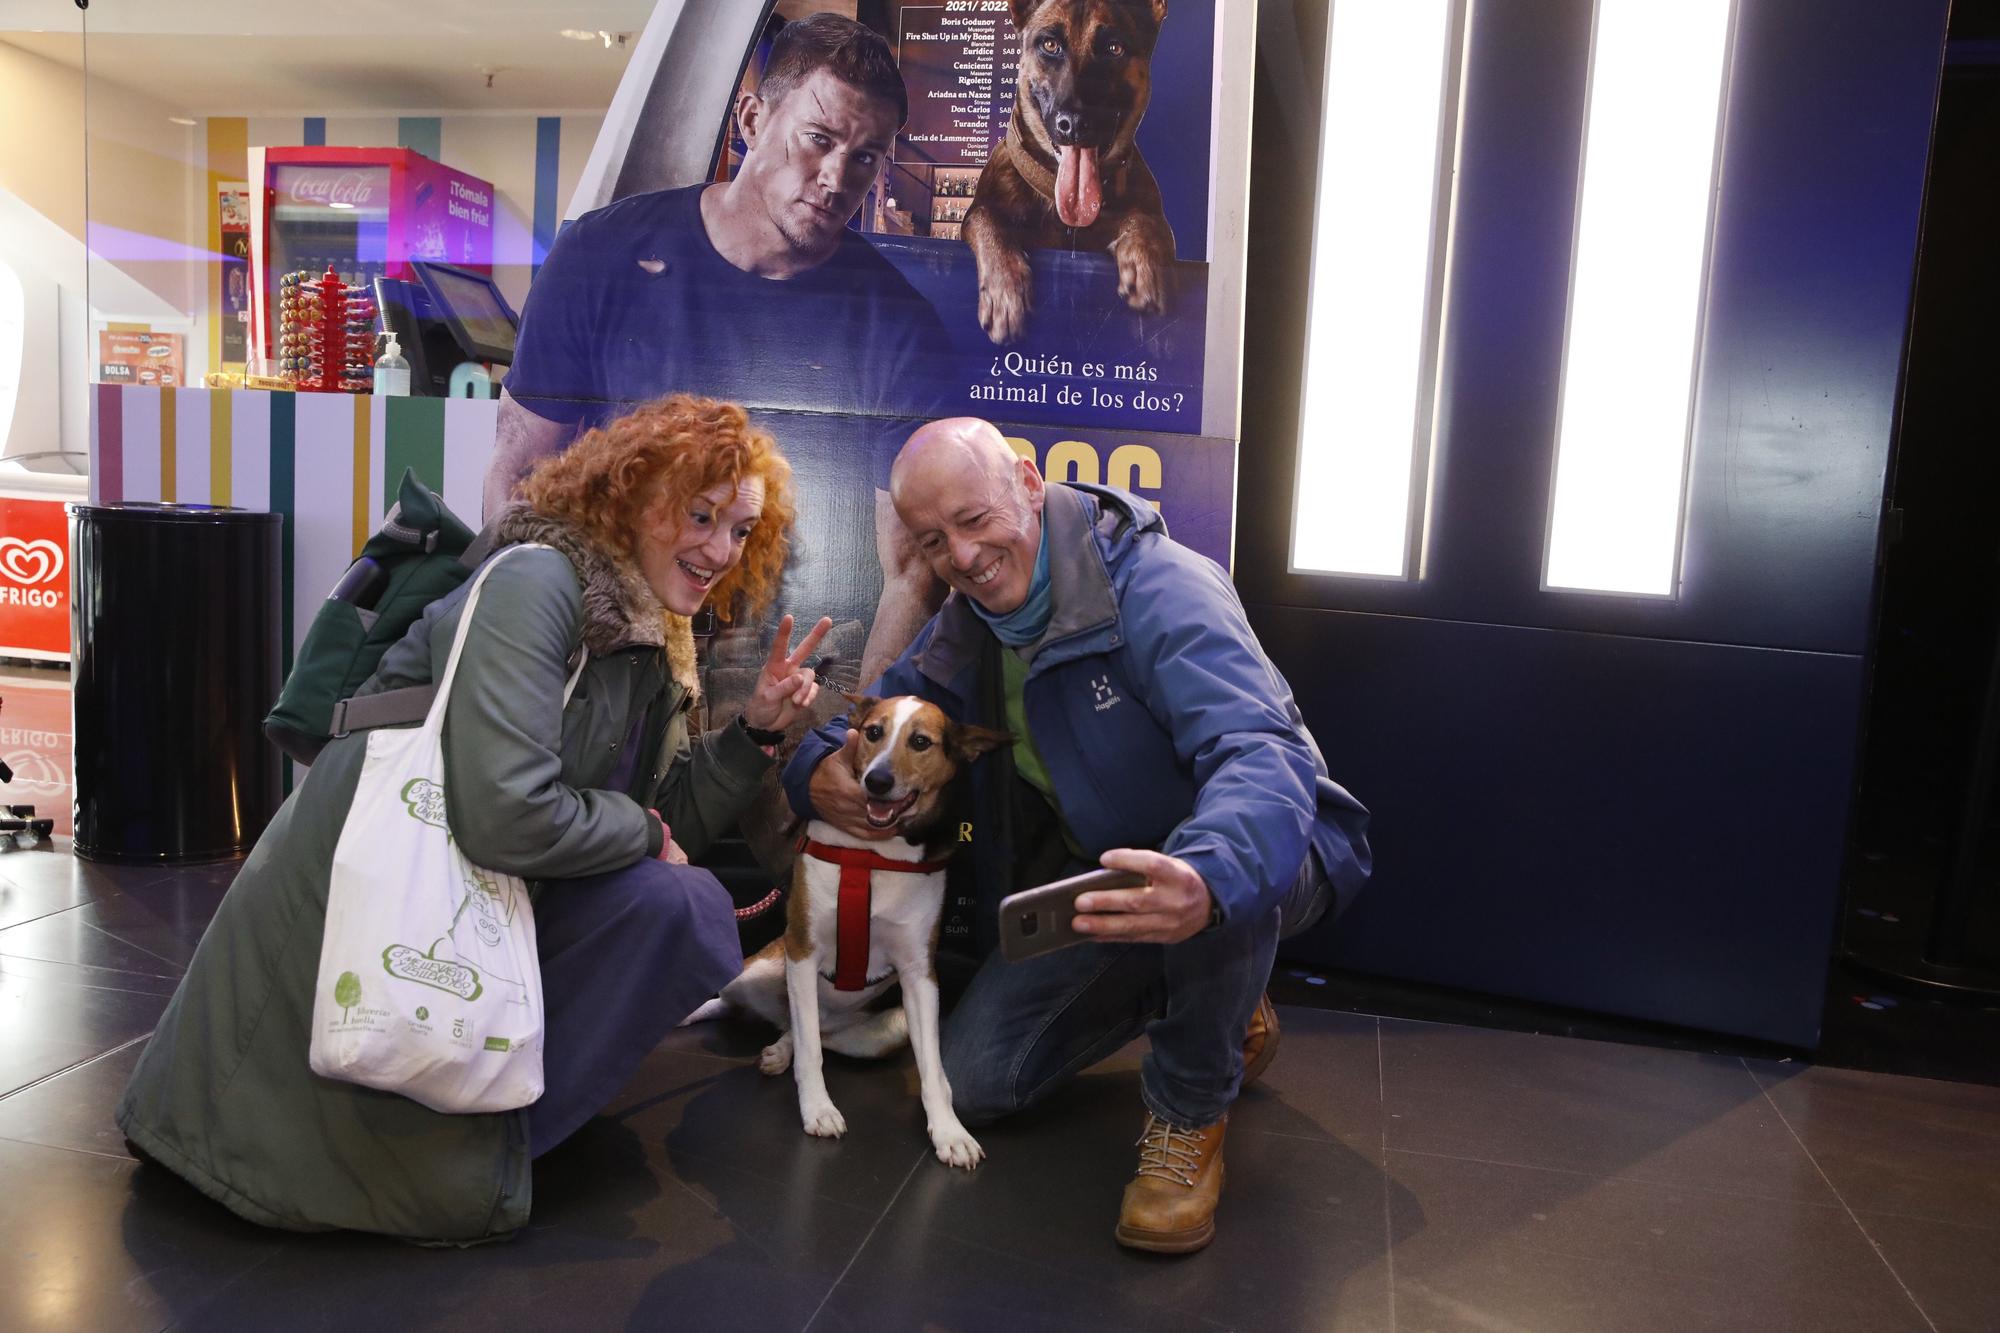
left=1002, top=647, right=1084, bottom=857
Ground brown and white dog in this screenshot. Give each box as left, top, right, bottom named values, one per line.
left=965, top=0, right=1175, bottom=344
left=687, top=696, right=1010, bottom=1169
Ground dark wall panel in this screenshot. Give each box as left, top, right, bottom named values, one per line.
left=1242, top=0, right=1947, bottom=655
left=1259, top=606, right=1863, bottom=1047
left=1238, top=0, right=1949, bottom=1044
left=1675, top=0, right=1950, bottom=655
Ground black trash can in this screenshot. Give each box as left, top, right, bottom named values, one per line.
left=69, top=503, right=283, bottom=862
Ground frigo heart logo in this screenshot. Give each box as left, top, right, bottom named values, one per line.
left=0, top=751, right=65, bottom=794
left=0, top=538, right=63, bottom=586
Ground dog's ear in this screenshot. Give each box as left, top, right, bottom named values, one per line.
left=1151, top=0, right=1168, bottom=27
left=950, top=723, right=1016, bottom=763
left=840, top=700, right=879, bottom=777
left=1009, top=0, right=1038, bottom=31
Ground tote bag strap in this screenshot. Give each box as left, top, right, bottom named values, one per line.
left=561, top=644, right=590, bottom=706
left=423, top=543, right=586, bottom=733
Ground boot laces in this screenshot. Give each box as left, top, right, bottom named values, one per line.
left=1133, top=1114, right=1206, bottom=1187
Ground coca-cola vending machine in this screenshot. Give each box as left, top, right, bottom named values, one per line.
left=247, top=146, right=494, bottom=366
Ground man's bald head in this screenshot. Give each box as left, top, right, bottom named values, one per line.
left=889, top=418, right=1019, bottom=505
left=889, top=418, right=1047, bottom=614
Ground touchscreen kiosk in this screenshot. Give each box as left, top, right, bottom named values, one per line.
left=410, top=261, right=519, bottom=366
left=374, top=265, right=520, bottom=396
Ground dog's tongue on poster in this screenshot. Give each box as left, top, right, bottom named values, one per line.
left=1056, top=146, right=1101, bottom=229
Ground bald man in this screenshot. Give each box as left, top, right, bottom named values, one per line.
left=783, top=419, right=1371, bottom=1253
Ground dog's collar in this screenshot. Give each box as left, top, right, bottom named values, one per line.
left=800, top=839, right=953, bottom=992
left=1003, top=134, right=1059, bottom=201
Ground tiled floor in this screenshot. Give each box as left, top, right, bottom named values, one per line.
left=2, top=843, right=1997, bottom=1333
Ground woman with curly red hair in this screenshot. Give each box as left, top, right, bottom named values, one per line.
left=517, top=393, right=798, bottom=628
left=119, top=395, right=831, bottom=1242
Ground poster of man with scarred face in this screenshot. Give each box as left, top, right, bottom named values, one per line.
left=486, top=3, right=1252, bottom=849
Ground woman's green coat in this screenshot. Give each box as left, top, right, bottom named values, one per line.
left=117, top=512, right=770, bottom=1241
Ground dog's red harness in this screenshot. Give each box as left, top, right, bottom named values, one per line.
left=800, top=838, right=953, bottom=991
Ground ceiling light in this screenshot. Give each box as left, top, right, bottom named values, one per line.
left=558, top=28, right=624, bottom=49
left=168, top=116, right=197, bottom=126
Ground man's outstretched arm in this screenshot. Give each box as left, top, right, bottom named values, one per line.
left=484, top=390, right=580, bottom=520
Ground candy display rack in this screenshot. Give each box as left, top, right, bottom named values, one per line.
left=278, top=267, right=376, bottom=393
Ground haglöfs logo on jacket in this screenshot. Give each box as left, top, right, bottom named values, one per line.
left=1091, top=675, right=1123, bottom=713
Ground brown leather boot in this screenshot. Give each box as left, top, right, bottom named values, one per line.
left=1241, top=993, right=1281, bottom=1088
left=1115, top=1113, right=1228, bottom=1253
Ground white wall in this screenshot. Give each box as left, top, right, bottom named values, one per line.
left=439, top=114, right=604, bottom=310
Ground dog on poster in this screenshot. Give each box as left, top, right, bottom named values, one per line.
left=685, top=695, right=1011, bottom=1169
left=966, top=0, right=1176, bottom=345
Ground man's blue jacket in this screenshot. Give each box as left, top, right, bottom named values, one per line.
left=783, top=483, right=1372, bottom=945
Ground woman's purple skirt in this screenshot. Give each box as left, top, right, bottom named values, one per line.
left=527, top=858, right=743, bottom=1156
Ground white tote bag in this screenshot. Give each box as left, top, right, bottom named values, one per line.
left=309, top=544, right=585, bottom=1114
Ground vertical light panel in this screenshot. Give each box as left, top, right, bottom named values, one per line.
left=1545, top=0, right=1733, bottom=596
left=1290, top=0, right=1459, bottom=578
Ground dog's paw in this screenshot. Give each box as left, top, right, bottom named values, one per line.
left=978, top=252, right=1033, bottom=344
left=757, top=1033, right=793, bottom=1076
left=1112, top=237, right=1170, bottom=316
left=801, top=1099, right=847, bottom=1139
left=930, top=1120, right=985, bottom=1171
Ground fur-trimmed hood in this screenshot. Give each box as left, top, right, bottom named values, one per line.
left=491, top=505, right=699, bottom=696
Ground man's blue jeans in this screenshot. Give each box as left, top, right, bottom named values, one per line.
left=938, top=901, right=1282, bottom=1131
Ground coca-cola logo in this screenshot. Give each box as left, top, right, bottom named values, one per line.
left=287, top=172, right=377, bottom=207
left=0, top=538, right=63, bottom=585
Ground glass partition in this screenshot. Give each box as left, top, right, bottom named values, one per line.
left=74, top=1, right=640, bottom=400
left=0, top=9, right=89, bottom=802
left=0, top=8, right=87, bottom=471
left=47, top=0, right=1252, bottom=845
left=64, top=0, right=1250, bottom=651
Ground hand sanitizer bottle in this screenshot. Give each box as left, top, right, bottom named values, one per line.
left=372, top=333, right=411, bottom=397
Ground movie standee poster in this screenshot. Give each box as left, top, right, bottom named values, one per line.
left=508, top=1, right=1248, bottom=684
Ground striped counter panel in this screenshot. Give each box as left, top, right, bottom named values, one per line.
left=90, top=384, right=499, bottom=665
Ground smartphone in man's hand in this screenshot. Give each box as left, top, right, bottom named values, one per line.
left=998, top=868, right=1148, bottom=963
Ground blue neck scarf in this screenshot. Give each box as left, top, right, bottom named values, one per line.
left=971, top=521, right=1053, bottom=647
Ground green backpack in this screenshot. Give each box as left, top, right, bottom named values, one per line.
left=264, top=468, right=495, bottom=765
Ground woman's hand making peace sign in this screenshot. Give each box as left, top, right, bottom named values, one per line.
left=739, top=614, right=834, bottom=735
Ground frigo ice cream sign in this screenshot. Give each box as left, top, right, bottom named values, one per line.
left=0, top=497, right=71, bottom=660
left=0, top=539, right=62, bottom=606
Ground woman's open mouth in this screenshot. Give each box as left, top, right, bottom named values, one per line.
left=864, top=792, right=918, bottom=829
left=677, top=559, right=716, bottom=591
